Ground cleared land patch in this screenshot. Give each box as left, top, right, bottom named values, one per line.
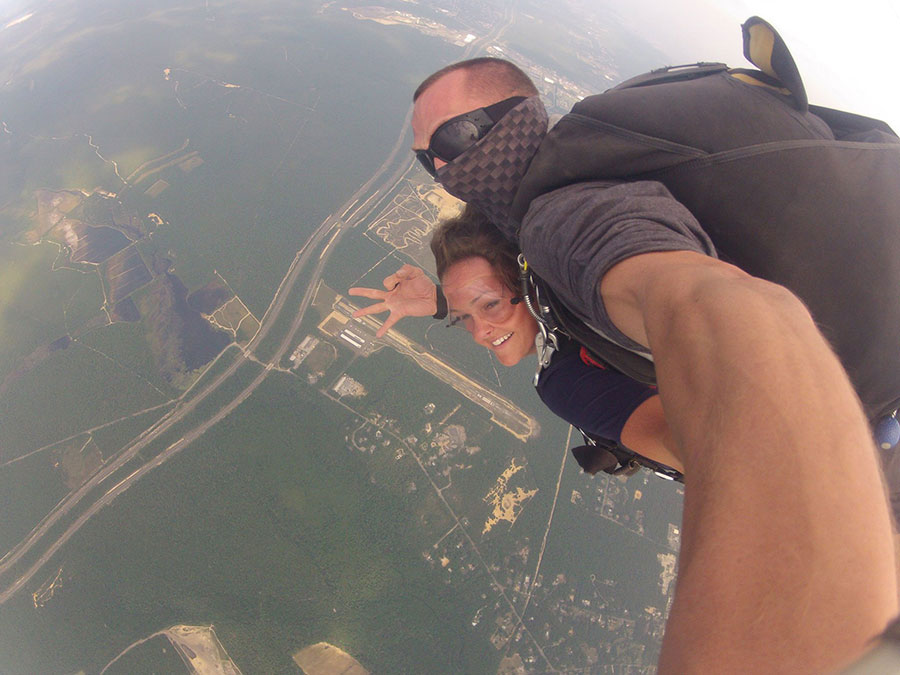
left=292, top=642, right=369, bottom=675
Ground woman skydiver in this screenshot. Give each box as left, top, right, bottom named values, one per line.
left=349, top=206, right=683, bottom=475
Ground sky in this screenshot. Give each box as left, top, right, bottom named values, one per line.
left=609, top=0, right=900, bottom=132
left=1, top=0, right=898, bottom=130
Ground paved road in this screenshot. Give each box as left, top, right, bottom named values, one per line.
left=0, top=6, right=517, bottom=601
left=0, top=108, right=415, bottom=603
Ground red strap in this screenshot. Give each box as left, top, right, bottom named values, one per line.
left=579, top=346, right=607, bottom=369
left=579, top=346, right=659, bottom=389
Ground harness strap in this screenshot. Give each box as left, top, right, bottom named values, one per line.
left=579, top=346, right=606, bottom=369
left=520, top=255, right=683, bottom=483
left=573, top=429, right=683, bottom=482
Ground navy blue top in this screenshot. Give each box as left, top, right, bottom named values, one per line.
left=536, top=339, right=657, bottom=442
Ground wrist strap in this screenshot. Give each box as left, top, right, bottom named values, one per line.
left=432, top=285, right=448, bottom=320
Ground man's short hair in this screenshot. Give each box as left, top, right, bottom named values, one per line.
left=413, top=57, right=539, bottom=102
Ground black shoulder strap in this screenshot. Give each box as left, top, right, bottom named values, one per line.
left=611, top=62, right=728, bottom=90
left=536, top=274, right=658, bottom=386
left=528, top=272, right=679, bottom=481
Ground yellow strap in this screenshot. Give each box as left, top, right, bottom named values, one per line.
left=729, top=71, right=791, bottom=96
left=747, top=22, right=777, bottom=79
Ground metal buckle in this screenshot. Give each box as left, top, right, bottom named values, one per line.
left=533, top=325, right=559, bottom=385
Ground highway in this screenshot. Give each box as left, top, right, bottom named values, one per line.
left=0, top=7, right=517, bottom=603
left=0, top=108, right=415, bottom=603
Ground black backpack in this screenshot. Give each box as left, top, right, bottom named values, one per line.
left=513, top=16, right=900, bottom=422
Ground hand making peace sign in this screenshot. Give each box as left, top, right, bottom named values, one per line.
left=348, top=264, right=438, bottom=338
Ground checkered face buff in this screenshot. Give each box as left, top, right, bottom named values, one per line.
left=435, top=96, right=548, bottom=237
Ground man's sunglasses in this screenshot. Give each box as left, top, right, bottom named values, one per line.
left=415, top=96, right=527, bottom=177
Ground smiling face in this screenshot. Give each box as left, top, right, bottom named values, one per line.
left=441, top=256, right=538, bottom=367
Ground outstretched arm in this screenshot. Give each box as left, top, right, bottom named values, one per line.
left=602, top=250, right=897, bottom=673
left=348, top=264, right=438, bottom=338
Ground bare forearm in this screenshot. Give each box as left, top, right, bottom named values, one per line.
left=645, top=273, right=865, bottom=474
left=605, top=253, right=897, bottom=672
left=655, top=275, right=895, bottom=672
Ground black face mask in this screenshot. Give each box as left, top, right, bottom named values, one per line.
left=435, top=96, right=549, bottom=238
left=415, top=96, right=527, bottom=177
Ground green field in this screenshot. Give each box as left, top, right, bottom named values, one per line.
left=0, top=375, right=493, bottom=674
left=0, top=1, right=684, bottom=672
left=0, top=341, right=170, bottom=457
left=0, top=242, right=101, bottom=381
